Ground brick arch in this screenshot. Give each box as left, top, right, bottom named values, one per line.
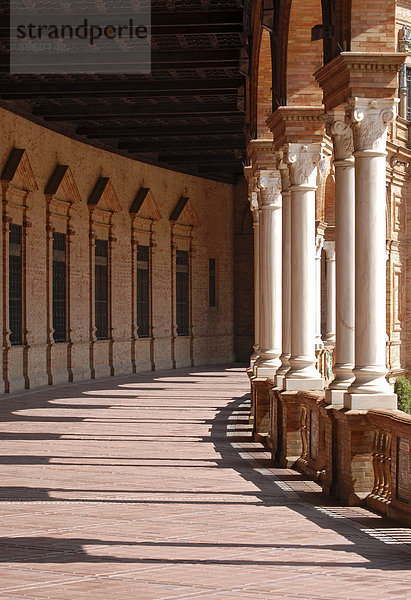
left=285, top=0, right=324, bottom=106
left=256, top=28, right=273, bottom=139
left=350, top=0, right=396, bottom=52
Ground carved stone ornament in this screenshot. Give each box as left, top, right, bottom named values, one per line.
left=348, top=98, right=398, bottom=154
left=285, top=143, right=324, bottom=188
left=324, top=108, right=354, bottom=161
left=249, top=190, right=259, bottom=212
left=257, top=170, right=282, bottom=208
left=276, top=151, right=290, bottom=193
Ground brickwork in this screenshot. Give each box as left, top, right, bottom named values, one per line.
left=351, top=0, right=396, bottom=52
left=256, top=29, right=273, bottom=139
left=286, top=0, right=323, bottom=106
left=0, top=107, right=236, bottom=392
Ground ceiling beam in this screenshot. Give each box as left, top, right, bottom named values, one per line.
left=35, top=102, right=241, bottom=120
left=79, top=123, right=243, bottom=137
left=0, top=49, right=239, bottom=70
left=122, top=139, right=244, bottom=152
left=158, top=151, right=243, bottom=164
left=0, top=78, right=244, bottom=99
left=151, top=11, right=242, bottom=27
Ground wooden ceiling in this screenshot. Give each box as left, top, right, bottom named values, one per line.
left=0, top=1, right=250, bottom=184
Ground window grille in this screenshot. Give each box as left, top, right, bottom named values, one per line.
left=9, top=224, right=22, bottom=346
left=137, top=244, right=150, bottom=338
left=209, top=258, right=216, bottom=307
left=95, top=239, right=108, bottom=340
left=52, top=232, right=66, bottom=342
left=176, top=249, right=189, bottom=336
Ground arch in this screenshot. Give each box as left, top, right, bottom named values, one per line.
left=351, top=0, right=396, bottom=52
left=285, top=0, right=324, bottom=106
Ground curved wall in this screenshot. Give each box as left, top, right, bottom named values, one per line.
left=0, top=108, right=236, bottom=392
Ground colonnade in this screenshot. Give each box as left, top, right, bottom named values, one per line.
left=247, top=96, right=399, bottom=411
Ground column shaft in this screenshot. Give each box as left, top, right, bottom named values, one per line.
left=323, top=241, right=336, bottom=345
left=345, top=98, right=397, bottom=409
left=325, top=109, right=355, bottom=405
left=315, top=230, right=324, bottom=349
left=255, top=171, right=282, bottom=379
left=276, top=157, right=291, bottom=388
left=285, top=144, right=324, bottom=391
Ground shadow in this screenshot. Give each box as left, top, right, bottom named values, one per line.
left=0, top=364, right=409, bottom=571
left=209, top=395, right=411, bottom=570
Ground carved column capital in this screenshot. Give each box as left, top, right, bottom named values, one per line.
left=323, top=240, right=335, bottom=261
left=348, top=98, right=398, bottom=155
left=276, top=150, right=290, bottom=193
left=285, top=143, right=325, bottom=188
left=324, top=107, right=354, bottom=162
left=257, top=170, right=282, bottom=208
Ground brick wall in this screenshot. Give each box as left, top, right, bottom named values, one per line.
left=0, top=107, right=236, bottom=392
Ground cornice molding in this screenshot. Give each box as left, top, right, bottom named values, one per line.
left=315, top=52, right=406, bottom=112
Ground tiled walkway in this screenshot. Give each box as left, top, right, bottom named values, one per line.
left=0, top=365, right=410, bottom=599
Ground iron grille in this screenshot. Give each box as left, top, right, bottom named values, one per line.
left=95, top=239, right=108, bottom=340
left=176, top=249, right=189, bottom=336
left=9, top=224, right=22, bottom=346
left=137, top=245, right=150, bottom=338
left=52, top=232, right=66, bottom=342
left=209, top=257, right=216, bottom=307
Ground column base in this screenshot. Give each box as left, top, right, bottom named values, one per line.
left=255, top=365, right=278, bottom=378
left=324, top=388, right=346, bottom=406
left=344, top=393, right=397, bottom=410
left=276, top=374, right=286, bottom=390
left=285, top=377, right=324, bottom=392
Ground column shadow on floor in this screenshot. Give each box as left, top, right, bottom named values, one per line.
left=0, top=368, right=409, bottom=569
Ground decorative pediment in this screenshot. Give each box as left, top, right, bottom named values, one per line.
left=88, top=177, right=121, bottom=213
left=1, top=148, right=38, bottom=193
left=130, top=187, right=161, bottom=221
left=45, top=165, right=82, bottom=204
left=169, top=197, right=200, bottom=229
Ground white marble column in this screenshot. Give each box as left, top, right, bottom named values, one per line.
left=315, top=226, right=325, bottom=350
left=276, top=154, right=291, bottom=388
left=250, top=186, right=260, bottom=368
left=254, top=170, right=282, bottom=379
left=323, top=241, right=336, bottom=345
left=284, top=144, right=324, bottom=391
left=345, top=98, right=398, bottom=410
left=325, top=109, right=355, bottom=404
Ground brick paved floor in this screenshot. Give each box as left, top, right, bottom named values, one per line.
left=0, top=365, right=410, bottom=599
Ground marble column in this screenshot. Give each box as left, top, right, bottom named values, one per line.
left=325, top=109, right=355, bottom=404
left=249, top=184, right=260, bottom=368
left=315, top=225, right=325, bottom=350
left=254, top=170, right=282, bottom=379
left=323, top=241, right=336, bottom=345
left=284, top=144, right=324, bottom=391
left=276, top=154, right=291, bottom=389
left=345, top=98, right=398, bottom=410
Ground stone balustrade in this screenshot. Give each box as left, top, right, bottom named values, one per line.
left=264, top=386, right=411, bottom=526
left=366, top=409, right=411, bottom=525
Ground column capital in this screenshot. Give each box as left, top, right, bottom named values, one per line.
left=276, top=150, right=290, bottom=193
left=324, top=106, right=354, bottom=161
left=323, top=240, right=335, bottom=261
left=257, top=170, right=282, bottom=208
left=285, top=143, right=326, bottom=189
left=348, top=97, right=399, bottom=155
